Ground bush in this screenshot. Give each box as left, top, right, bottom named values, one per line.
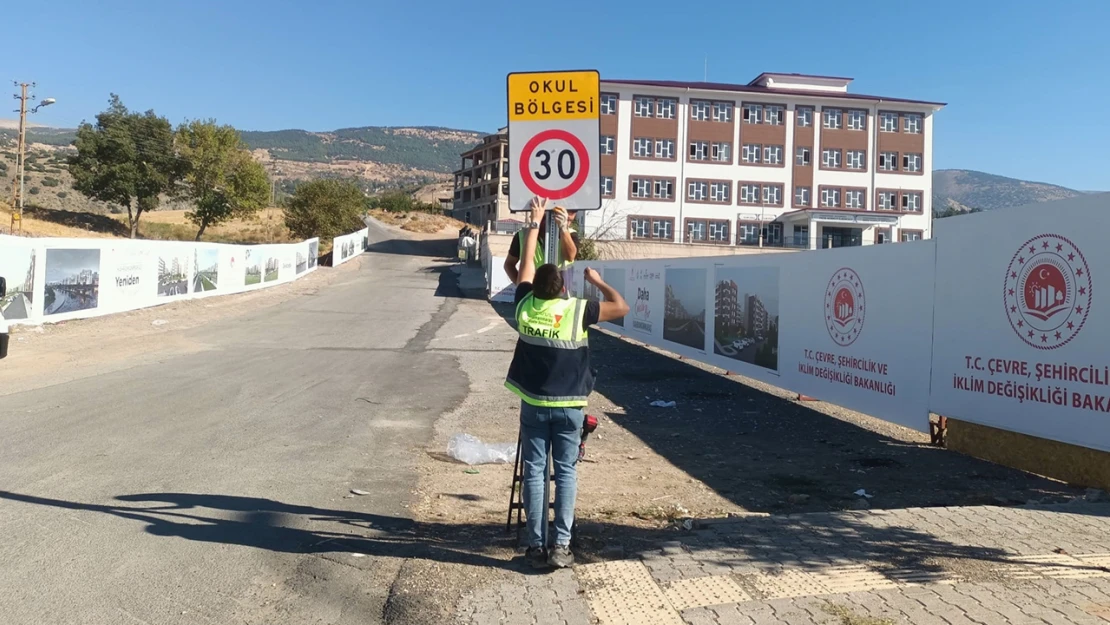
left=283, top=179, right=366, bottom=240
left=28, top=187, right=40, bottom=195
left=42, top=177, right=61, bottom=187
left=56, top=191, right=68, bottom=199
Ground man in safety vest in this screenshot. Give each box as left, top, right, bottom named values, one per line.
left=503, top=206, right=578, bottom=285
left=505, top=196, right=629, bottom=569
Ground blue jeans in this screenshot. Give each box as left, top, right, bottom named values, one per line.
left=520, top=402, right=584, bottom=548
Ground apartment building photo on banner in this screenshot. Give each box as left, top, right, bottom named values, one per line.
left=582, top=73, right=944, bottom=250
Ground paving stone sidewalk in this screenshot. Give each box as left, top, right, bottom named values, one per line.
left=457, top=503, right=1110, bottom=624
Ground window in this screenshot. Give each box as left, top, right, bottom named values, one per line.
left=847, top=150, right=866, bottom=170
left=877, top=191, right=897, bottom=210
left=821, top=188, right=841, bottom=208
left=631, top=177, right=652, bottom=198
left=763, top=145, right=783, bottom=165
left=901, top=229, right=923, bottom=242
left=794, top=186, right=811, bottom=207
left=709, top=221, right=729, bottom=242
left=689, top=141, right=708, bottom=161
left=903, top=113, right=922, bottom=134
left=880, top=112, right=898, bottom=132
left=796, top=106, right=814, bottom=127
left=764, top=105, right=784, bottom=125
left=903, top=153, right=922, bottom=173
left=762, top=184, right=783, bottom=206
left=739, top=183, right=761, bottom=204
left=879, top=152, right=899, bottom=171
left=634, top=96, right=654, bottom=117
left=656, top=98, right=677, bottom=119
left=601, top=176, right=614, bottom=198
left=876, top=228, right=892, bottom=244
left=687, top=220, right=706, bottom=242
left=600, top=94, right=618, bottom=116
left=823, top=108, right=842, bottom=129
left=600, top=135, right=615, bottom=156
left=845, top=189, right=865, bottom=209
left=742, top=103, right=762, bottom=124
left=653, top=220, right=673, bottom=240
left=847, top=110, right=867, bottom=131
left=792, top=225, right=810, bottom=247
left=902, top=192, right=922, bottom=212
left=655, top=139, right=675, bottom=159
left=822, top=148, right=842, bottom=168
left=711, top=142, right=731, bottom=163
left=712, top=101, right=733, bottom=122
left=796, top=147, right=812, bottom=166
left=653, top=179, right=674, bottom=200
left=741, top=144, right=761, bottom=164
left=709, top=181, right=730, bottom=203
left=633, top=137, right=652, bottom=157
left=688, top=181, right=708, bottom=201
left=631, top=218, right=649, bottom=238
left=690, top=100, right=710, bottom=121
left=737, top=222, right=761, bottom=245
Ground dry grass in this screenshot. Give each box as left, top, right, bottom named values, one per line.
left=130, top=208, right=296, bottom=244
left=368, top=209, right=465, bottom=234
left=0, top=205, right=121, bottom=239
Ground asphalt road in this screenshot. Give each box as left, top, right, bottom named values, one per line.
left=0, top=221, right=469, bottom=625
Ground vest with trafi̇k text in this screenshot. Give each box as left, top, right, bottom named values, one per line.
left=505, top=293, right=594, bottom=408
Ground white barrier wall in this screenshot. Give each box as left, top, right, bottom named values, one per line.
left=332, top=227, right=369, bottom=267
left=0, top=234, right=324, bottom=326
left=931, top=195, right=1110, bottom=452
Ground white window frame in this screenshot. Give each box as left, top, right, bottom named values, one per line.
left=600, top=94, right=618, bottom=116
left=796, top=107, right=813, bottom=127
left=709, top=181, right=730, bottom=203
left=633, top=137, right=652, bottom=158
left=762, top=184, right=783, bottom=206
left=902, top=192, right=922, bottom=212
left=845, top=189, right=864, bottom=209
left=708, top=221, right=729, bottom=242
left=741, top=144, right=761, bottom=164
left=879, top=152, right=898, bottom=171
left=655, top=139, right=675, bottom=160
left=687, top=220, right=706, bottom=242
left=821, top=188, right=841, bottom=208
left=880, top=112, right=898, bottom=132
left=631, top=218, right=649, bottom=238
left=847, top=110, right=867, bottom=131
left=903, top=153, right=922, bottom=173
left=688, top=181, right=708, bottom=201
left=901, top=230, right=923, bottom=242
left=631, top=178, right=652, bottom=198
left=601, top=176, right=614, bottom=197
left=634, top=96, right=654, bottom=118
left=764, top=105, right=784, bottom=125
left=711, top=142, right=731, bottom=163
left=739, top=184, right=760, bottom=204
left=821, top=148, right=842, bottom=169
left=656, top=98, right=677, bottom=120
left=763, top=145, right=783, bottom=165
left=903, top=113, right=922, bottom=134
left=653, top=219, right=673, bottom=240
left=796, top=147, right=811, bottom=166
left=794, top=186, right=811, bottom=207
left=654, top=179, right=674, bottom=200
left=742, top=103, right=762, bottom=124
left=600, top=135, right=615, bottom=156
left=689, top=141, right=708, bottom=161
left=847, top=150, right=866, bottom=170
left=878, top=191, right=896, bottom=210
left=823, top=108, right=842, bottom=129
left=712, top=101, right=733, bottom=122
left=737, top=222, right=760, bottom=245
left=690, top=100, right=710, bottom=121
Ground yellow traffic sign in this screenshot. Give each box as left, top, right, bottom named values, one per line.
left=507, top=70, right=600, bottom=122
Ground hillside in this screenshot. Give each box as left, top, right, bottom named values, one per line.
left=932, top=169, right=1088, bottom=213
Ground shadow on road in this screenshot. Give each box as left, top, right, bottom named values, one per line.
left=367, top=236, right=455, bottom=259
left=587, top=331, right=1087, bottom=516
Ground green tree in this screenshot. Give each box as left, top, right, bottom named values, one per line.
left=284, top=179, right=366, bottom=241
left=176, top=120, right=271, bottom=241
left=68, top=94, right=180, bottom=238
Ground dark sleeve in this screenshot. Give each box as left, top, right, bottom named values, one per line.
left=582, top=300, right=601, bottom=330
left=570, top=232, right=581, bottom=246
left=508, top=233, right=520, bottom=257
left=515, top=282, right=533, bottom=305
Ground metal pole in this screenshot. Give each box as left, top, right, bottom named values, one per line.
left=17, top=83, right=28, bottom=224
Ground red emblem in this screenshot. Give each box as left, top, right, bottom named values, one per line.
left=1005, top=234, right=1091, bottom=350
left=825, top=268, right=865, bottom=347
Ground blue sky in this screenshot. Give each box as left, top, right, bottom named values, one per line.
left=8, top=0, right=1107, bottom=190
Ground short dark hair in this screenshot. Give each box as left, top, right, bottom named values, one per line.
left=533, top=264, right=564, bottom=299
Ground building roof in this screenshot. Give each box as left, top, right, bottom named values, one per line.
left=747, top=72, right=855, bottom=85
left=602, top=78, right=946, bottom=108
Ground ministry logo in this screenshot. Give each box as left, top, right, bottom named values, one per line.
left=825, top=268, right=865, bottom=347
left=1005, top=234, right=1091, bottom=350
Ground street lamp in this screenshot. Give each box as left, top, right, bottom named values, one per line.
left=9, top=82, right=55, bottom=234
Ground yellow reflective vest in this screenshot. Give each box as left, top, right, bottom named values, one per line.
left=505, top=292, right=593, bottom=408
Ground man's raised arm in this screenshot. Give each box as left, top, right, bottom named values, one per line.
left=517, top=197, right=548, bottom=286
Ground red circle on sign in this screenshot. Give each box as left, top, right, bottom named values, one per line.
left=518, top=129, right=591, bottom=200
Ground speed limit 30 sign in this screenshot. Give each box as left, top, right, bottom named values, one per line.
left=507, top=70, right=601, bottom=212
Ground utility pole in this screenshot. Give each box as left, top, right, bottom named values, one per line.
left=8, top=82, right=54, bottom=235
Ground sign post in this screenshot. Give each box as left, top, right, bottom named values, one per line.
left=507, top=70, right=601, bottom=215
